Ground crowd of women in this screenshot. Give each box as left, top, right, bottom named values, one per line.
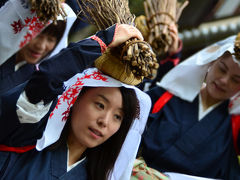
left=0, top=1, right=239, bottom=180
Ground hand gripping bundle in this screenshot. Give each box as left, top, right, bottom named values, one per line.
left=78, top=0, right=159, bottom=85
left=135, top=0, right=188, bottom=56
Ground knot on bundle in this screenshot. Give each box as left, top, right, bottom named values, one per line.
left=120, top=38, right=159, bottom=79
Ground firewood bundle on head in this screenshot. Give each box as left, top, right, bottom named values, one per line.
left=136, top=0, right=188, bottom=56
left=234, top=33, right=240, bottom=60
left=28, top=0, right=66, bottom=23
left=78, top=0, right=159, bottom=85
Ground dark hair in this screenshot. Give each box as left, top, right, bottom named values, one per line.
left=49, top=86, right=139, bottom=180
left=86, top=86, right=139, bottom=180
left=41, top=20, right=66, bottom=45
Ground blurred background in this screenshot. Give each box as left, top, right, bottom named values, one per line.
left=69, top=0, right=240, bottom=60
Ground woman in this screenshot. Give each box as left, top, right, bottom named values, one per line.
left=0, top=68, right=151, bottom=180
left=141, top=34, right=240, bottom=179
left=0, top=2, right=76, bottom=93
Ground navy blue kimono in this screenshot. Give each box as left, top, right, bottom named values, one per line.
left=0, top=25, right=117, bottom=179
left=0, top=144, right=87, bottom=180
left=0, top=24, right=116, bottom=95
left=0, top=55, right=35, bottom=94
left=142, top=86, right=240, bottom=179
left=0, top=25, right=117, bottom=148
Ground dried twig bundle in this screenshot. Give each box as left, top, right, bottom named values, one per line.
left=143, top=0, right=188, bottom=56
left=78, top=0, right=159, bottom=84
left=78, top=0, right=134, bottom=29
left=234, top=33, right=240, bottom=60
left=29, top=0, right=66, bottom=23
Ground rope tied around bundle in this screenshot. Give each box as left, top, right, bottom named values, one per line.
left=136, top=0, right=188, bottom=56
left=77, top=0, right=159, bottom=85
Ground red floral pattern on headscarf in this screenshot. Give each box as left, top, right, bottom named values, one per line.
left=49, top=70, right=108, bottom=121
left=10, top=11, right=47, bottom=48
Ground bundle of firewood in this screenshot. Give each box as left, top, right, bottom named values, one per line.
left=29, top=0, right=66, bottom=23
left=234, top=33, right=240, bottom=60
left=141, top=0, right=188, bottom=56
left=78, top=0, right=159, bottom=84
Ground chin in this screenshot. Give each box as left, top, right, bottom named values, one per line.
left=26, top=59, right=39, bottom=64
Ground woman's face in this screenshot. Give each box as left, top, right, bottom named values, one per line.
left=205, top=52, right=240, bottom=101
left=16, top=33, right=57, bottom=64
left=69, top=87, right=124, bottom=149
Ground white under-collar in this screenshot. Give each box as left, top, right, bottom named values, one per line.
left=198, top=93, right=222, bottom=121
left=67, top=147, right=86, bottom=172
left=15, top=61, right=27, bottom=71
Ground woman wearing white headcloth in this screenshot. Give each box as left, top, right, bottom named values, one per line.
left=0, top=1, right=76, bottom=93
left=0, top=24, right=151, bottom=179
left=141, top=34, right=240, bottom=179
left=0, top=67, right=151, bottom=180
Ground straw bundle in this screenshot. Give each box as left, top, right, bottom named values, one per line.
left=29, top=0, right=66, bottom=23
left=78, top=0, right=159, bottom=84
left=143, top=0, right=188, bottom=56
left=234, top=33, right=240, bottom=60
left=135, top=15, right=149, bottom=41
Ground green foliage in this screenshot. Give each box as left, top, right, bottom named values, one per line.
left=129, top=0, right=145, bottom=16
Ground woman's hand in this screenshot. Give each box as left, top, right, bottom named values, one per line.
left=108, top=24, right=144, bottom=48
left=168, top=23, right=180, bottom=54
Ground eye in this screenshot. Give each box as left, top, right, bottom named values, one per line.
left=95, top=102, right=104, bottom=110
left=231, top=77, right=240, bottom=84
left=114, top=114, right=123, bottom=122
left=218, top=65, right=226, bottom=73
left=47, top=36, right=57, bottom=43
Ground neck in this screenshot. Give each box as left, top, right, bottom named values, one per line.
left=67, top=134, right=86, bottom=166
left=15, top=53, right=23, bottom=64
left=200, top=87, right=221, bottom=111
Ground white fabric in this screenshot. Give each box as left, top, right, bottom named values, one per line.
left=16, top=92, right=52, bottom=124
left=198, top=93, right=222, bottom=121
left=36, top=68, right=151, bottom=180
left=157, top=35, right=240, bottom=114
left=15, top=61, right=27, bottom=71
left=0, top=0, right=76, bottom=65
left=67, top=148, right=86, bottom=172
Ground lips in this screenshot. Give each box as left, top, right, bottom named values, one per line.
left=29, top=49, right=42, bottom=59
left=213, top=82, right=225, bottom=92
left=89, top=127, right=103, bottom=138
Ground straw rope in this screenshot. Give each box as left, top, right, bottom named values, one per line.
left=139, top=0, right=188, bottom=56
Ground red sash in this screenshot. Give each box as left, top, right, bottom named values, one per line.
left=0, top=145, right=35, bottom=153
left=152, top=91, right=240, bottom=155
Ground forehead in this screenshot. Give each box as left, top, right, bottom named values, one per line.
left=84, top=87, right=122, bottom=100
left=217, top=52, right=240, bottom=76
left=83, top=87, right=123, bottom=108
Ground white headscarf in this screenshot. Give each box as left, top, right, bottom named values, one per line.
left=35, top=68, right=151, bottom=180
left=158, top=35, right=240, bottom=114
left=0, top=0, right=76, bottom=65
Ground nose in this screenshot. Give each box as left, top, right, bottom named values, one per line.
left=219, top=76, right=229, bottom=85
left=35, top=37, right=47, bottom=51
left=97, top=113, right=111, bottom=128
